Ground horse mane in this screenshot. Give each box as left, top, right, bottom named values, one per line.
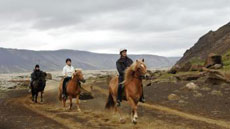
left=123, top=62, right=137, bottom=85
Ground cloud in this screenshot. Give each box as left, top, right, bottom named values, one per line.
left=0, top=0, right=230, bottom=57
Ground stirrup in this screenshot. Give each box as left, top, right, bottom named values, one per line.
left=140, top=98, right=145, bottom=103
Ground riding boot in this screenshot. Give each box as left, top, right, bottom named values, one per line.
left=62, top=78, right=67, bottom=99
left=140, top=85, right=145, bottom=103
left=117, top=84, right=123, bottom=106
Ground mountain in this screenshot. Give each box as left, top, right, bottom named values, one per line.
left=176, top=22, right=230, bottom=66
left=0, top=47, right=179, bottom=73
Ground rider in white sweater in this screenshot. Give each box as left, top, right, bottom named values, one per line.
left=62, top=58, right=74, bottom=99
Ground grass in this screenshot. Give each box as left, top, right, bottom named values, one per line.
left=222, top=51, right=230, bottom=71
left=189, top=57, right=205, bottom=65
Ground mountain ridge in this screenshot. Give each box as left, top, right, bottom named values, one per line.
left=0, top=47, right=179, bottom=73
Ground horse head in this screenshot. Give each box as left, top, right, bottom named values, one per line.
left=72, top=69, right=86, bottom=83
left=135, top=59, right=147, bottom=79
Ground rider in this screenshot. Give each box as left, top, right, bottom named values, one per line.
left=62, top=58, right=75, bottom=99
left=116, top=49, right=145, bottom=106
left=30, top=64, right=43, bottom=91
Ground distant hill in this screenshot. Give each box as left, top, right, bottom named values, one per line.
left=176, top=22, right=230, bottom=66
left=0, top=47, right=179, bottom=73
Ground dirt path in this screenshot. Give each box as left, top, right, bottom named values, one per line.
left=93, top=84, right=230, bottom=129
left=2, top=80, right=230, bottom=129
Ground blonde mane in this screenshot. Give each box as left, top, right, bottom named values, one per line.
left=123, top=62, right=137, bottom=85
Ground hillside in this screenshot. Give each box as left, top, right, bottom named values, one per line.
left=176, top=22, right=230, bottom=66
left=0, top=47, right=179, bottom=73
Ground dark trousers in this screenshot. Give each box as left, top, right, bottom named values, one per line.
left=117, top=76, right=124, bottom=101
left=62, top=77, right=71, bottom=95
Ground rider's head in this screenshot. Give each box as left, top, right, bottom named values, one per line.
left=120, top=49, right=127, bottom=58
left=66, top=58, right=72, bottom=66
left=35, top=64, right=40, bottom=71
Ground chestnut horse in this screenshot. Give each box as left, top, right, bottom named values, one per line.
left=105, top=59, right=147, bottom=124
left=58, top=69, right=86, bottom=111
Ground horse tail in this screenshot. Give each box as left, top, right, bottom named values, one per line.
left=105, top=92, right=115, bottom=109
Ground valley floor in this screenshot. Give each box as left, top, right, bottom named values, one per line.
left=1, top=77, right=230, bottom=129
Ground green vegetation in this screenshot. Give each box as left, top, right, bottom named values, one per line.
left=222, top=51, right=230, bottom=71
left=189, top=57, right=204, bottom=65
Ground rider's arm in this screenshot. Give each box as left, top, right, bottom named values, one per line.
left=62, top=66, right=67, bottom=77
left=116, top=62, right=124, bottom=75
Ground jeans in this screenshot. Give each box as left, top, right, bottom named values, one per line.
left=117, top=76, right=124, bottom=101
left=62, top=77, right=71, bottom=95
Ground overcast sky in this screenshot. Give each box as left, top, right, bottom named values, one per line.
left=0, top=0, right=229, bottom=57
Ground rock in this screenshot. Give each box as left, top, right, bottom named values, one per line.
left=211, top=64, right=223, bottom=69
left=190, top=64, right=203, bottom=71
left=168, top=94, right=180, bottom=101
left=79, top=87, right=94, bottom=100
left=180, top=62, right=192, bottom=72
left=210, top=90, right=223, bottom=96
left=175, top=73, right=204, bottom=81
left=168, top=65, right=181, bottom=74
left=193, top=91, right=203, bottom=98
left=200, top=87, right=211, bottom=91
left=185, top=82, right=199, bottom=90
left=205, top=70, right=230, bottom=85
left=46, top=73, right=52, bottom=80
left=204, top=53, right=223, bottom=69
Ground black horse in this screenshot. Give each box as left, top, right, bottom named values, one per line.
left=31, top=72, right=47, bottom=103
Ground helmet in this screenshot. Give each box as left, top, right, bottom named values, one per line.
left=35, top=64, right=40, bottom=68
left=119, top=48, right=127, bottom=53
left=66, top=58, right=72, bottom=63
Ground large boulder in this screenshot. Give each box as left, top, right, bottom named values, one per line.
left=204, top=53, right=223, bottom=69
left=169, top=62, right=192, bottom=74
left=205, top=70, right=230, bottom=85
left=190, top=64, right=203, bottom=71
left=175, top=73, right=204, bottom=81
left=180, top=62, right=192, bottom=72
left=46, top=73, right=52, bottom=80
left=185, top=82, right=199, bottom=90
left=168, top=93, right=180, bottom=101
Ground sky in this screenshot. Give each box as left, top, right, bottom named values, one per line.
left=0, top=0, right=229, bottom=57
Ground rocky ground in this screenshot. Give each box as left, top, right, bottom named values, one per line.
left=0, top=70, right=230, bottom=129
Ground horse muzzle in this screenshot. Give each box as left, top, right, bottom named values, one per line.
left=81, top=79, right=86, bottom=83
left=139, top=75, right=146, bottom=80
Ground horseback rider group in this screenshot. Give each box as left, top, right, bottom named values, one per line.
left=30, top=49, right=145, bottom=106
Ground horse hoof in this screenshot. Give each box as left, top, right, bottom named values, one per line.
left=132, top=119, right=137, bottom=124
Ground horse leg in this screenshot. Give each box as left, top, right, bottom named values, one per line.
left=41, top=92, right=43, bottom=102
left=35, top=92, right=38, bottom=103
left=69, top=96, right=73, bottom=110
left=62, top=99, right=66, bottom=108
left=127, top=97, right=138, bottom=124
left=76, top=95, right=81, bottom=112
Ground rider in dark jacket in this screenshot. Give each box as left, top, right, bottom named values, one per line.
left=116, top=49, right=145, bottom=106
left=30, top=65, right=44, bottom=91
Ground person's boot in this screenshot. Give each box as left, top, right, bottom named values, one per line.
left=116, top=84, right=122, bottom=106
left=140, top=85, right=145, bottom=103
left=139, top=94, right=145, bottom=103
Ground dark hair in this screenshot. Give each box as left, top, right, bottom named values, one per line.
left=35, top=64, right=40, bottom=68
left=66, top=58, right=72, bottom=63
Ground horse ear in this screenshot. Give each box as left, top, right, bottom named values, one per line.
left=136, top=60, right=138, bottom=63
left=142, top=58, right=144, bottom=62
